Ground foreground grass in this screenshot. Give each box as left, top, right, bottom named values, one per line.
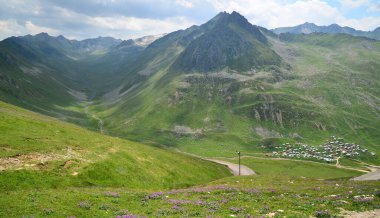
left=1, top=175, right=379, bottom=217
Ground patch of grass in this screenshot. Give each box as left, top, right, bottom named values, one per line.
left=1, top=175, right=379, bottom=217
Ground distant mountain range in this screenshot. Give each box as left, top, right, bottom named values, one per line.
left=0, top=11, right=379, bottom=162
left=273, top=22, right=380, bottom=40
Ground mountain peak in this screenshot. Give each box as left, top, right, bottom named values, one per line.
left=213, top=11, right=248, bottom=25
left=35, top=32, right=51, bottom=38
left=301, top=22, right=317, bottom=27
left=171, top=11, right=281, bottom=73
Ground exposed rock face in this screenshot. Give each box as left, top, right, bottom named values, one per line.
left=172, top=125, right=202, bottom=137
left=254, top=126, right=282, bottom=138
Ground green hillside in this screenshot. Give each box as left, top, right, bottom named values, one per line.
left=0, top=100, right=231, bottom=191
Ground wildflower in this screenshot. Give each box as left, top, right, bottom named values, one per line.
left=78, top=201, right=91, bottom=210
left=195, top=199, right=205, bottom=206
left=115, top=214, right=144, bottom=218
left=325, top=195, right=341, bottom=200
left=229, top=207, right=243, bottom=213
left=145, top=192, right=163, bottom=200
left=353, top=195, right=374, bottom=203
left=315, top=210, right=330, bottom=218
left=220, top=198, right=228, bottom=204
left=172, top=205, right=181, bottom=210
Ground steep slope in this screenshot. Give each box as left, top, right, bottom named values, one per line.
left=273, top=22, right=380, bottom=40
left=0, top=100, right=230, bottom=190
left=0, top=34, right=86, bottom=124
left=0, top=33, right=148, bottom=126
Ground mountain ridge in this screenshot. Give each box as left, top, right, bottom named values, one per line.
left=273, top=22, right=380, bottom=40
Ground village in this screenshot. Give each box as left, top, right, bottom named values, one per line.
left=271, top=136, right=376, bottom=162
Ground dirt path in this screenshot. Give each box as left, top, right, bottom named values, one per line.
left=84, top=102, right=104, bottom=134
left=336, top=157, right=340, bottom=167
left=91, top=114, right=104, bottom=134
left=206, top=159, right=255, bottom=176
left=351, top=170, right=380, bottom=181
left=213, top=155, right=369, bottom=173
left=341, top=209, right=380, bottom=217
left=173, top=149, right=255, bottom=176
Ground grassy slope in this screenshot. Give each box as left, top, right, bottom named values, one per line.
left=0, top=100, right=231, bottom=192
left=94, top=33, right=380, bottom=165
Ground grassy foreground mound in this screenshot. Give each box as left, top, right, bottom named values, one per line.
left=1, top=175, right=379, bottom=217
left=0, top=100, right=230, bottom=192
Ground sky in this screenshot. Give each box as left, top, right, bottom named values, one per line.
left=0, top=0, right=379, bottom=40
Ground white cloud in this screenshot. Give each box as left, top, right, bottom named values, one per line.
left=0, top=0, right=379, bottom=40
left=338, top=16, right=380, bottom=30
left=0, top=20, right=25, bottom=39
left=368, top=2, right=380, bottom=12
left=90, top=16, right=194, bottom=36
left=0, top=19, right=59, bottom=39
left=207, top=0, right=341, bottom=28
left=339, top=0, right=369, bottom=9
left=206, top=0, right=380, bottom=30
left=25, top=21, right=58, bottom=35
left=176, top=0, right=194, bottom=8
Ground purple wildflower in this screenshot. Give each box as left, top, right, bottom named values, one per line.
left=172, top=205, right=181, bottom=210
left=353, top=195, right=374, bottom=203
left=78, top=201, right=91, bottom=210
left=220, top=198, right=228, bottom=204
left=195, top=199, right=205, bottom=206
left=315, top=210, right=330, bottom=218
left=229, top=207, right=243, bottom=213
left=145, top=192, right=163, bottom=200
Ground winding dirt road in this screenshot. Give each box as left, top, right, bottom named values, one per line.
left=206, top=159, right=256, bottom=176
left=172, top=149, right=255, bottom=176
left=351, top=170, right=380, bottom=181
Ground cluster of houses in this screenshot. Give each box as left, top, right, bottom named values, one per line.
left=271, top=136, right=375, bottom=162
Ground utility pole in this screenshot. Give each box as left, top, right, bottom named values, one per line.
left=237, top=151, right=241, bottom=176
